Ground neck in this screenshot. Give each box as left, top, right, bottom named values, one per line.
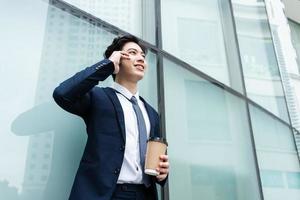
left=115, top=78, right=138, bottom=95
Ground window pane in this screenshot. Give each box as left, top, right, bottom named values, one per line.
left=163, top=58, right=261, bottom=200
left=62, top=0, right=156, bottom=44
left=161, top=0, right=244, bottom=92
left=249, top=105, right=300, bottom=200
left=232, top=0, right=289, bottom=122
left=0, top=1, right=157, bottom=200
left=288, top=20, right=300, bottom=72
left=139, top=51, right=158, bottom=110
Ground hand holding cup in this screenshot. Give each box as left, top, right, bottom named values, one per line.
left=144, top=137, right=168, bottom=181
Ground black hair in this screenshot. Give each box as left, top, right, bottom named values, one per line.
left=103, top=34, right=147, bottom=81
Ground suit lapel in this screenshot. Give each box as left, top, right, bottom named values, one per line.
left=104, top=87, right=156, bottom=140
left=103, top=87, right=126, bottom=142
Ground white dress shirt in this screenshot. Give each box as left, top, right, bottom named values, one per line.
left=111, top=82, right=151, bottom=184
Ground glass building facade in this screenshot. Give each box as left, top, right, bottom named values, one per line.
left=0, top=0, right=299, bottom=199
left=289, top=20, right=300, bottom=73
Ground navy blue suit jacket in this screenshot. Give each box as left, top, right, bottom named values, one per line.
left=53, top=59, right=165, bottom=200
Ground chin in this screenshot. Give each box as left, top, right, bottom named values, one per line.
left=135, top=70, right=145, bottom=78
left=135, top=73, right=145, bottom=81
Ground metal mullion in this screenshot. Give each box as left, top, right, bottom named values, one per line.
left=154, top=0, right=169, bottom=200
left=263, top=0, right=293, bottom=127
left=228, top=0, right=265, bottom=199
left=263, top=0, right=300, bottom=161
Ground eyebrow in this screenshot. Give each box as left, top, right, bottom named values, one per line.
left=126, top=48, right=145, bottom=54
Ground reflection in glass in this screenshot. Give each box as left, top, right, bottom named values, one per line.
left=232, top=0, right=289, bottom=122
left=139, top=51, right=158, bottom=110
left=0, top=1, right=157, bottom=200
left=288, top=20, right=300, bottom=72
left=250, top=105, right=300, bottom=200
left=62, top=0, right=156, bottom=44
left=0, top=0, right=50, bottom=199
left=287, top=172, right=300, bottom=189
left=163, top=58, right=261, bottom=200
left=161, top=0, right=244, bottom=92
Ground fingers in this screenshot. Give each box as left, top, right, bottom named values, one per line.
left=156, top=162, right=169, bottom=173
left=108, top=51, right=130, bottom=74
left=158, top=155, right=169, bottom=169
left=109, top=51, right=129, bottom=63
left=120, top=51, right=130, bottom=59
left=156, top=166, right=168, bottom=182
left=155, top=154, right=169, bottom=182
left=156, top=167, right=168, bottom=174
left=156, top=173, right=168, bottom=182
left=158, top=161, right=169, bottom=169
left=159, top=154, right=168, bottom=162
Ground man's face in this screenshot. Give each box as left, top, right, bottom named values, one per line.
left=118, top=42, right=147, bottom=82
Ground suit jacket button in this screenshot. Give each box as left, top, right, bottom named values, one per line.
left=114, top=168, right=120, bottom=174
left=119, top=145, right=125, bottom=151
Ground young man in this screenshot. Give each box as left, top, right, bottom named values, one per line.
left=53, top=35, right=169, bottom=200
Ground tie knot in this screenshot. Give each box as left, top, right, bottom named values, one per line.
left=130, top=96, right=138, bottom=105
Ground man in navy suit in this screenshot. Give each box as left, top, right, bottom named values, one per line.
left=53, top=35, right=169, bottom=200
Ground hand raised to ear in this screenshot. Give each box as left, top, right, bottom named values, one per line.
left=108, top=51, right=130, bottom=74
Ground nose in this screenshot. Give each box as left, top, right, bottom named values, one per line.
left=136, top=53, right=145, bottom=62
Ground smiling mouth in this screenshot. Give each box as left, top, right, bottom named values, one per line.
left=134, top=64, right=144, bottom=71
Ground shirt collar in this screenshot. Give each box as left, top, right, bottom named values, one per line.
left=112, top=82, right=140, bottom=100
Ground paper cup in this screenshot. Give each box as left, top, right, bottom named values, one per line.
left=144, top=137, right=168, bottom=176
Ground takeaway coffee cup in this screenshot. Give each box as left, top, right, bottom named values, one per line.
left=144, top=137, right=168, bottom=176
